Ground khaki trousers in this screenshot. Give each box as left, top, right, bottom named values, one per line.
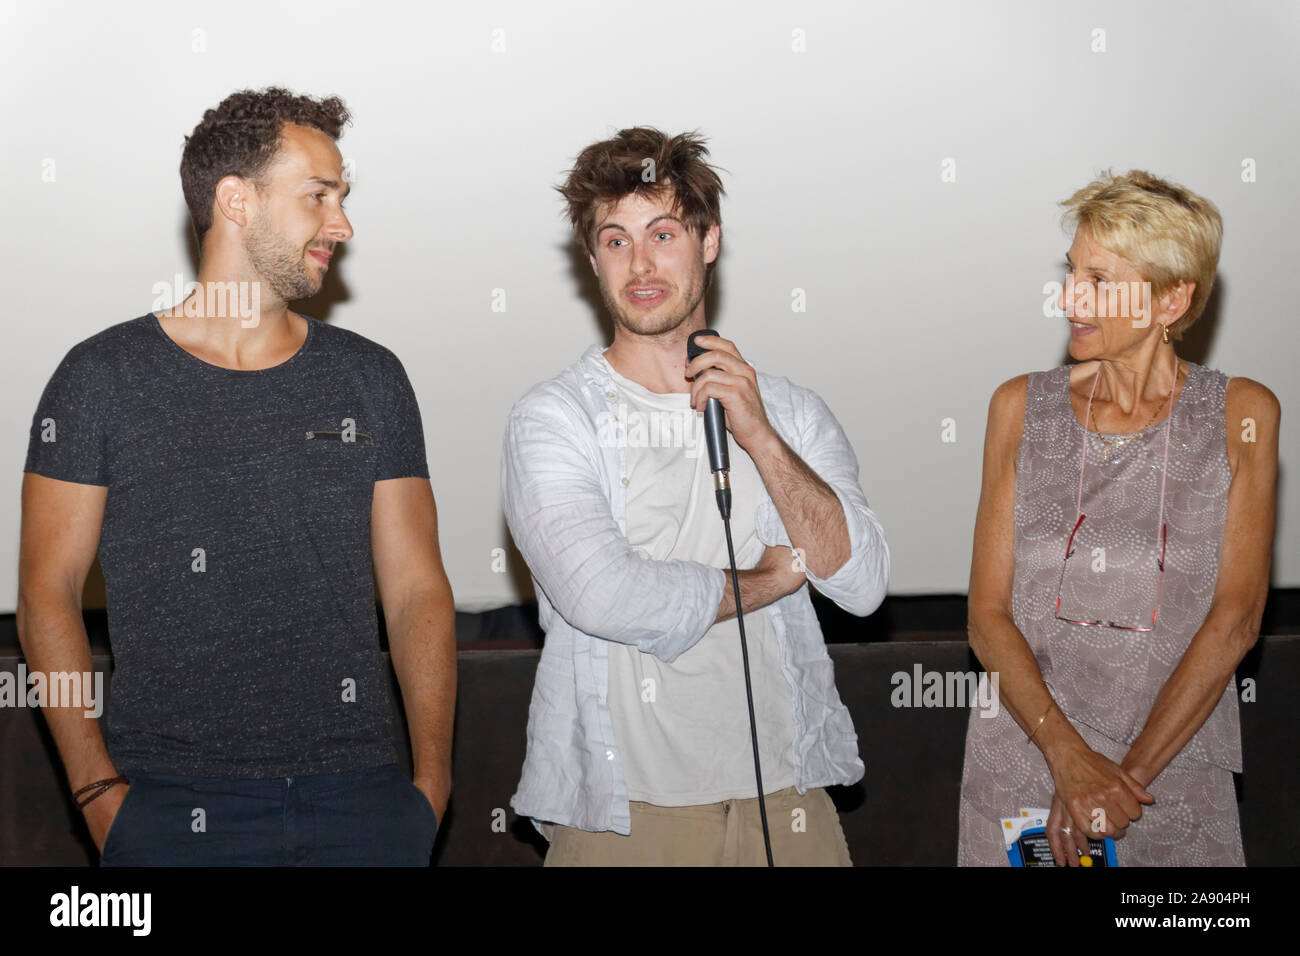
left=542, top=786, right=853, bottom=866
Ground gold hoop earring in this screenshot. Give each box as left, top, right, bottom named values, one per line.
left=1161, top=324, right=1171, bottom=344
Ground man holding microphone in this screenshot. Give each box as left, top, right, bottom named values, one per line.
left=502, top=127, right=889, bottom=865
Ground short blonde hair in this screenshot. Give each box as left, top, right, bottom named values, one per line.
left=1061, top=170, right=1223, bottom=339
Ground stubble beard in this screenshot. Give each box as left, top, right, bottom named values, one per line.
left=599, top=259, right=708, bottom=340
left=245, top=211, right=322, bottom=303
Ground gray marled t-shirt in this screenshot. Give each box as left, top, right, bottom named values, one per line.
left=24, top=313, right=429, bottom=777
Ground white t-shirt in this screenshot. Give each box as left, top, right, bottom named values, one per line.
left=601, top=353, right=798, bottom=806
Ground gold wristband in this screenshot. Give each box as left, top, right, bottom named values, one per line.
left=1027, top=700, right=1056, bottom=742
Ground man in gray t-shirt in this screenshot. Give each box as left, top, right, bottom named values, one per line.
left=18, top=88, right=455, bottom=866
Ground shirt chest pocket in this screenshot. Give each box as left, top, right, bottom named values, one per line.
left=300, top=428, right=378, bottom=506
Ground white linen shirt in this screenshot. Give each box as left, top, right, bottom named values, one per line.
left=501, top=345, right=890, bottom=835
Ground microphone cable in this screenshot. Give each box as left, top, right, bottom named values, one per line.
left=717, top=482, right=775, bottom=868
left=690, top=328, right=774, bottom=868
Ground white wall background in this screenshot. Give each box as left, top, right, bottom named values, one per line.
left=1, top=0, right=1295, bottom=612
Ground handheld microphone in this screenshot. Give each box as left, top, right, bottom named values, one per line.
left=687, top=329, right=732, bottom=521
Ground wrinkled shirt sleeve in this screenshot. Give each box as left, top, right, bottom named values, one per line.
left=501, top=388, right=726, bottom=662
left=755, top=384, right=889, bottom=617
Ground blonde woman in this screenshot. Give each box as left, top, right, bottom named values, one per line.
left=959, top=171, right=1279, bottom=866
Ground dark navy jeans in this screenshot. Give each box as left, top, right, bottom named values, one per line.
left=99, top=763, right=437, bottom=866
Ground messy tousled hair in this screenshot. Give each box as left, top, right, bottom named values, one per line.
left=1061, top=169, right=1222, bottom=339
left=180, top=87, right=352, bottom=242
left=557, top=127, right=726, bottom=287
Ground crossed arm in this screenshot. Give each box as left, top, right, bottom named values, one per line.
left=712, top=430, right=850, bottom=623
left=689, top=335, right=887, bottom=619
left=503, top=355, right=886, bottom=661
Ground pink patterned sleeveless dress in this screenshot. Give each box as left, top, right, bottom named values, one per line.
left=957, top=362, right=1245, bottom=866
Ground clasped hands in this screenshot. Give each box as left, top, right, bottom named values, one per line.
left=1046, top=744, right=1155, bottom=867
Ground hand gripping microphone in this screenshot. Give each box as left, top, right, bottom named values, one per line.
left=686, top=328, right=774, bottom=867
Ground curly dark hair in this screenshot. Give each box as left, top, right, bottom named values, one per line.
left=180, top=87, right=352, bottom=241
left=557, top=127, right=726, bottom=288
